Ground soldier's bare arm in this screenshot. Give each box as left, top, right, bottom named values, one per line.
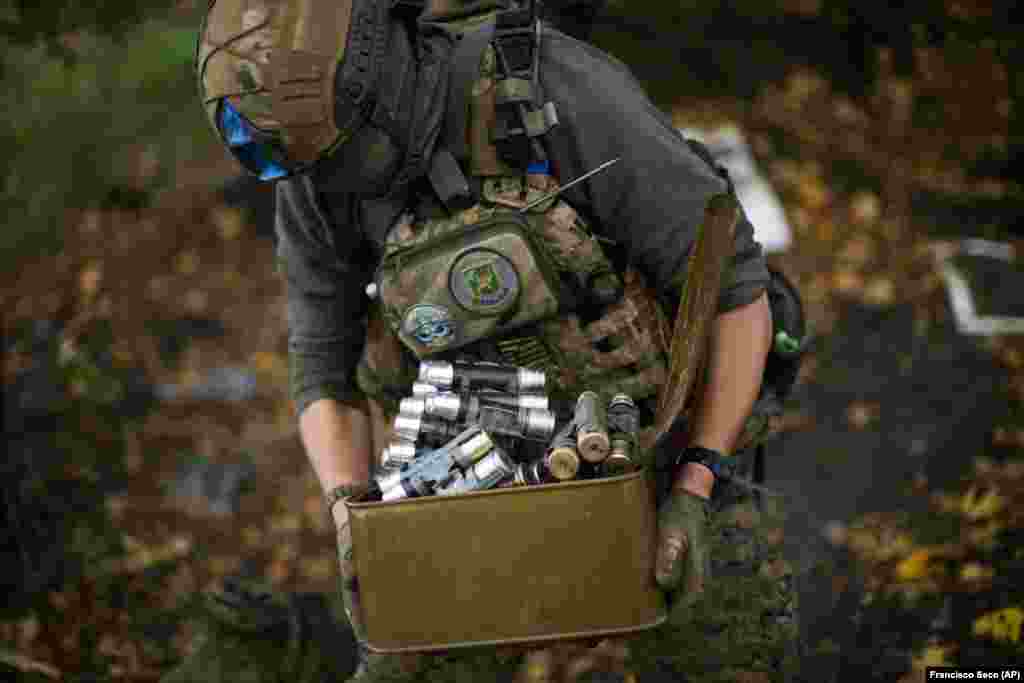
left=675, top=291, right=773, bottom=498
left=300, top=398, right=375, bottom=526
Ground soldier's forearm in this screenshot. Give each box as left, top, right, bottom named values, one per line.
left=674, top=291, right=772, bottom=497
left=299, top=397, right=375, bottom=524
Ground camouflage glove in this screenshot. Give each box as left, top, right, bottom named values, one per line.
left=653, top=490, right=711, bottom=622
left=337, top=520, right=366, bottom=641
left=335, top=491, right=405, bottom=682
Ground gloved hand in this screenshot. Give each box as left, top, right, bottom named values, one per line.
left=653, top=489, right=711, bottom=621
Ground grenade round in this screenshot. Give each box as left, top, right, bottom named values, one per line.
left=545, top=446, right=580, bottom=480
left=411, top=382, right=440, bottom=397
left=393, top=413, right=422, bottom=441
left=418, top=360, right=545, bottom=393
left=511, top=459, right=551, bottom=486
left=607, top=393, right=639, bottom=440
left=418, top=360, right=455, bottom=389
left=423, top=392, right=465, bottom=422
left=575, top=391, right=610, bottom=462
left=439, top=448, right=515, bottom=495
left=481, top=392, right=549, bottom=412
left=478, top=405, right=557, bottom=442
left=447, top=428, right=496, bottom=469
left=514, top=367, right=546, bottom=393
left=523, top=408, right=557, bottom=441
left=380, top=441, right=417, bottom=468
left=398, top=397, right=426, bottom=418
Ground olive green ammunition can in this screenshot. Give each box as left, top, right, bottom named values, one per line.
left=574, top=391, right=610, bottom=462
left=346, top=469, right=665, bottom=652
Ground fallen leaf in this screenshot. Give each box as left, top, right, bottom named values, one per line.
left=300, top=557, right=334, bottom=583
left=973, top=607, right=1024, bottom=644
left=823, top=520, right=848, bottom=547
left=895, top=549, right=931, bottom=581
left=80, top=210, right=103, bottom=235
left=270, top=514, right=302, bottom=534
left=211, top=205, right=244, bottom=241
left=838, top=236, right=875, bottom=268
left=864, top=277, right=895, bottom=306
left=784, top=70, right=829, bottom=110
left=80, top=261, right=103, bottom=298
left=18, top=615, right=41, bottom=645
left=268, top=559, right=292, bottom=584
left=222, top=270, right=242, bottom=287
left=960, top=486, right=1004, bottom=521
left=1002, top=347, right=1023, bottom=369
left=251, top=351, right=288, bottom=380
left=242, top=526, right=263, bottom=549
left=959, top=562, right=994, bottom=583
left=176, top=250, right=200, bottom=276
left=304, top=495, right=331, bottom=534
left=910, top=643, right=955, bottom=670
left=846, top=401, right=879, bottom=429
left=833, top=269, right=864, bottom=295
left=184, top=289, right=208, bottom=314
left=148, top=276, right=171, bottom=299
left=850, top=192, right=882, bottom=224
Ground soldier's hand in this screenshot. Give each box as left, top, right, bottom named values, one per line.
left=654, top=489, right=711, bottom=621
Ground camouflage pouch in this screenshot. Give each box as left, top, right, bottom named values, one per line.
left=355, top=302, right=419, bottom=417
left=538, top=266, right=670, bottom=402
left=375, top=211, right=565, bottom=358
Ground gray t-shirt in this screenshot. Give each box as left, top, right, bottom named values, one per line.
left=275, top=29, right=769, bottom=416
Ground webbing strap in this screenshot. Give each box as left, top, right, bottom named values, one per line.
left=491, top=7, right=553, bottom=169
left=444, top=21, right=497, bottom=162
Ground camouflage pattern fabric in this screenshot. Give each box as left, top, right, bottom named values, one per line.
left=626, top=492, right=803, bottom=683
left=375, top=169, right=670, bottom=406
left=197, top=0, right=357, bottom=164
left=160, top=579, right=358, bottom=683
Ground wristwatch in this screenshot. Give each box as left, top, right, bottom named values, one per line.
left=675, top=445, right=734, bottom=480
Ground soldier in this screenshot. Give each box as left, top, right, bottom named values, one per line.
left=179, top=0, right=802, bottom=680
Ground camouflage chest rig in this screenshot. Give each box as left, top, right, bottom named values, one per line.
left=357, top=4, right=670, bottom=421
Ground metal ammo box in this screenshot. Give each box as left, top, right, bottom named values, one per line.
left=345, top=468, right=667, bottom=653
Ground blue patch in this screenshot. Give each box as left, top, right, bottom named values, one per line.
left=402, top=304, right=456, bottom=349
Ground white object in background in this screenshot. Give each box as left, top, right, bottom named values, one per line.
left=680, top=124, right=793, bottom=254
left=939, top=263, right=1024, bottom=335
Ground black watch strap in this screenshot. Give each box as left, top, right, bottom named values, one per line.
left=675, top=446, right=734, bottom=480
left=325, top=483, right=364, bottom=513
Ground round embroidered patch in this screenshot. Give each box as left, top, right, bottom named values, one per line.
left=449, top=249, right=520, bottom=315
left=402, top=304, right=456, bottom=349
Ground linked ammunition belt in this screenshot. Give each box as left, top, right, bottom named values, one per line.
left=365, top=359, right=639, bottom=501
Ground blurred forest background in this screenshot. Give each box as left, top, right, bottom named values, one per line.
left=2, top=0, right=1023, bottom=681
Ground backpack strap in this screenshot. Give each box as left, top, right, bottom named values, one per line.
left=490, top=5, right=559, bottom=169
left=445, top=20, right=497, bottom=163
